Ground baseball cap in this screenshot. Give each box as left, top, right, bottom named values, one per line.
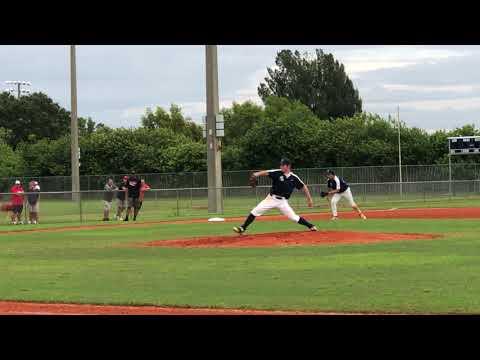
left=123, top=176, right=128, bottom=180
left=15, top=180, right=20, bottom=185
left=327, top=170, right=335, bottom=175
left=280, top=158, right=291, bottom=166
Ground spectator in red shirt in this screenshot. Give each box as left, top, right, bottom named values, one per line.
left=10, top=180, right=25, bottom=225
left=136, top=179, right=151, bottom=218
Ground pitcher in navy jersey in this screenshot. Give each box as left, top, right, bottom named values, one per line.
left=233, top=158, right=318, bottom=234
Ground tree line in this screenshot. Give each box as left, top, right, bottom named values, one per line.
left=0, top=48, right=478, bottom=177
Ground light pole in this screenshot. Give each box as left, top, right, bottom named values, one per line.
left=205, top=45, right=223, bottom=213
left=70, top=45, right=80, bottom=202
left=5, top=81, right=31, bottom=98
left=397, top=106, right=403, bottom=199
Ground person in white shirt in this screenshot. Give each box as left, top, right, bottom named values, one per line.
left=326, top=170, right=367, bottom=220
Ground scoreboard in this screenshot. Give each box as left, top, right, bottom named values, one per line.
left=448, top=136, right=480, bottom=155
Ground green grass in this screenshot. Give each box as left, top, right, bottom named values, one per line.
left=3, top=192, right=480, bottom=227
left=1, top=211, right=480, bottom=313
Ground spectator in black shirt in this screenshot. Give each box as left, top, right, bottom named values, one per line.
left=27, top=181, right=40, bottom=224
left=125, top=173, right=142, bottom=221
left=233, top=158, right=317, bottom=234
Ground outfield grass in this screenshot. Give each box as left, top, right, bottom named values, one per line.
left=3, top=191, right=480, bottom=226
left=2, top=214, right=480, bottom=313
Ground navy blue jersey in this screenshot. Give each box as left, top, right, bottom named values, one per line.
left=127, top=176, right=141, bottom=198
left=327, top=176, right=349, bottom=193
left=267, top=170, right=305, bottom=199
left=117, top=183, right=127, bottom=201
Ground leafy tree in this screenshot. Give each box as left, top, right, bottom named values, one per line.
left=0, top=92, right=70, bottom=147
left=221, top=101, right=264, bottom=146
left=163, top=142, right=206, bottom=172
left=0, top=141, right=23, bottom=177
left=141, top=104, right=202, bottom=141
left=258, top=49, right=362, bottom=119
left=78, top=117, right=100, bottom=136
left=18, top=137, right=71, bottom=176
left=239, top=97, right=322, bottom=169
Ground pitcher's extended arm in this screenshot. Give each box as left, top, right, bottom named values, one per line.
left=303, top=185, right=314, bottom=207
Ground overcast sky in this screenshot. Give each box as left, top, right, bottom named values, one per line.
left=1, top=45, right=479, bottom=131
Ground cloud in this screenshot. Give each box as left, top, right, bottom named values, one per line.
left=2, top=45, right=480, bottom=131
left=382, top=84, right=480, bottom=94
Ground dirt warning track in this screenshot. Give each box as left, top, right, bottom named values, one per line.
left=0, top=301, right=362, bottom=315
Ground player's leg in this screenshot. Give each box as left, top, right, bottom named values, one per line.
left=133, top=198, right=140, bottom=221
left=18, top=205, right=24, bottom=224
left=28, top=204, right=32, bottom=224
left=330, top=193, right=341, bottom=219
left=134, top=200, right=143, bottom=220
left=278, top=200, right=317, bottom=231
left=116, top=200, right=124, bottom=220
left=344, top=188, right=366, bottom=219
left=11, top=207, right=17, bottom=224
left=125, top=198, right=133, bottom=221
left=15, top=207, right=21, bottom=224
left=103, top=201, right=108, bottom=221
left=233, top=196, right=277, bottom=233
left=35, top=203, right=39, bottom=224
left=30, top=205, right=37, bottom=224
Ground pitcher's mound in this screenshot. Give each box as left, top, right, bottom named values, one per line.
left=141, top=231, right=439, bottom=248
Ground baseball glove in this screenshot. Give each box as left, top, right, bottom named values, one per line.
left=249, top=173, right=258, bottom=188
left=320, top=191, right=329, bottom=198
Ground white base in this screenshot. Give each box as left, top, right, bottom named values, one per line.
left=208, top=217, right=225, bottom=222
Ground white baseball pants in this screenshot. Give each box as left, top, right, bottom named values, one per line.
left=330, top=188, right=356, bottom=217
left=251, top=194, right=300, bottom=222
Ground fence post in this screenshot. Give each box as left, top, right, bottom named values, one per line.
left=176, top=189, right=180, bottom=217
left=79, top=191, right=83, bottom=223
left=190, top=188, right=193, bottom=209
left=24, top=196, right=28, bottom=224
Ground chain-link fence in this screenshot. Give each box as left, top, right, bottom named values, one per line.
left=2, top=164, right=480, bottom=193
left=1, top=180, right=479, bottom=225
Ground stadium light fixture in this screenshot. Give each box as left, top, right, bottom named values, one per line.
left=4, top=80, right=31, bottom=98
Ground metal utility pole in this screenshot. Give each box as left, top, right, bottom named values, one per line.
left=397, top=106, right=403, bottom=199
left=70, top=45, right=80, bottom=202
left=448, top=143, right=452, bottom=195
left=205, top=45, right=223, bottom=213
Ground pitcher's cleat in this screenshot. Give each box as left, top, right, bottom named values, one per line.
left=233, top=226, right=245, bottom=234
left=331, top=216, right=339, bottom=221
left=310, top=226, right=318, bottom=231
left=361, top=214, right=367, bottom=220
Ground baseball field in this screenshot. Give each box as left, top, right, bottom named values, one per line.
left=1, top=197, right=480, bottom=315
